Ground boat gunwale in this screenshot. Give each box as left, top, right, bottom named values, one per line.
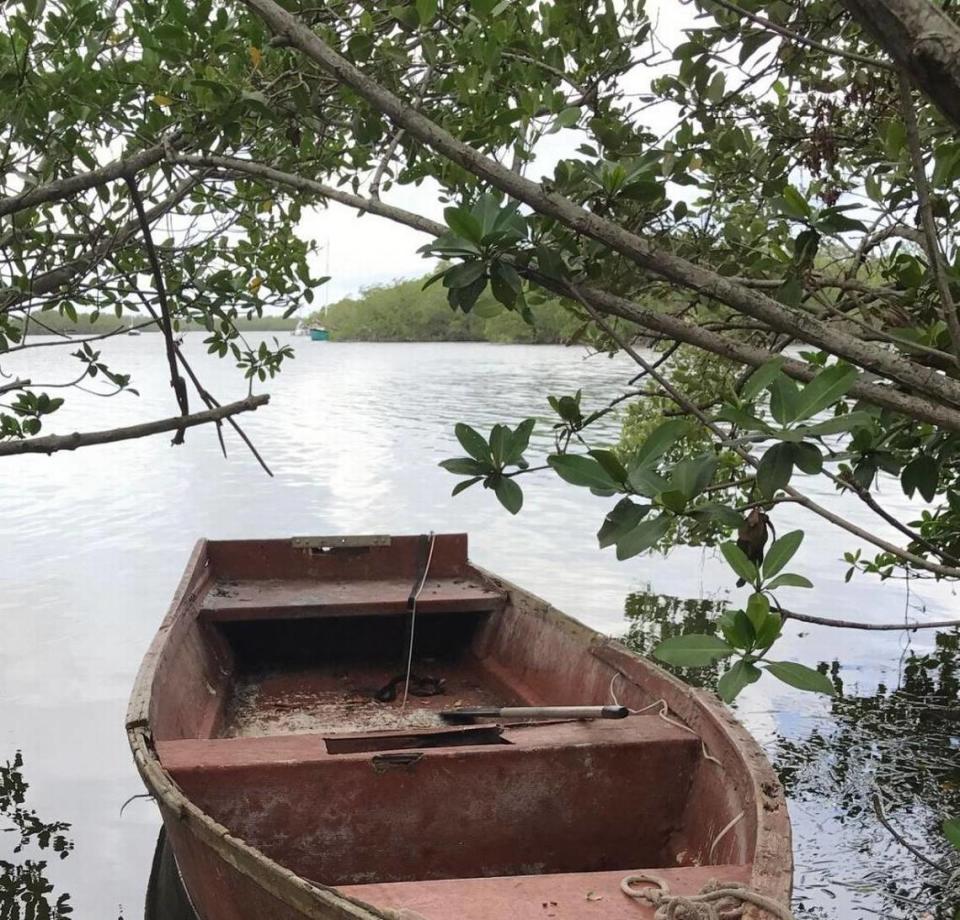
left=127, top=536, right=792, bottom=920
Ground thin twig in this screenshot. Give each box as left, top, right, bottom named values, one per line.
left=705, top=0, right=892, bottom=70
left=783, top=608, right=960, bottom=631
left=124, top=174, right=190, bottom=441
left=369, top=64, right=433, bottom=199
left=872, top=792, right=950, bottom=871
left=899, top=73, right=960, bottom=369
left=0, top=395, right=268, bottom=457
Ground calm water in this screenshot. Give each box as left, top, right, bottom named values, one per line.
left=0, top=335, right=956, bottom=918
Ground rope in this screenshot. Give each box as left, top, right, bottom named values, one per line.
left=620, top=873, right=795, bottom=920
left=609, top=673, right=723, bottom=767
left=401, top=531, right=436, bottom=710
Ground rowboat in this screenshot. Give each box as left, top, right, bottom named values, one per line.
left=309, top=326, right=330, bottom=341
left=128, top=534, right=791, bottom=920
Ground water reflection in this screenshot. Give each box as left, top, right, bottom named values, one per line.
left=622, top=590, right=960, bottom=919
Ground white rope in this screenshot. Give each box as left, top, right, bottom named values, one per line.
left=401, top=531, right=436, bottom=710
left=708, top=810, right=745, bottom=864
left=609, top=673, right=723, bottom=767
left=620, top=873, right=796, bottom=919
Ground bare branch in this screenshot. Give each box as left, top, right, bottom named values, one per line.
left=783, top=607, right=960, bottom=630
left=0, top=395, right=269, bottom=458
left=124, top=174, right=190, bottom=442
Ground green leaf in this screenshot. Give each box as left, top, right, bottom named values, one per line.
left=670, top=455, right=717, bottom=500
left=745, top=592, right=770, bottom=633
left=901, top=454, right=939, bottom=503
left=715, top=404, right=772, bottom=433
left=505, top=418, right=535, bottom=465
left=718, top=610, right=754, bottom=649
left=444, top=260, right=487, bottom=289
left=754, top=611, right=782, bottom=649
left=792, top=442, right=823, bottom=474
left=720, top=541, right=758, bottom=585
left=627, top=464, right=670, bottom=498
left=764, top=661, right=835, bottom=695
left=763, top=529, right=803, bottom=579
left=741, top=359, right=785, bottom=402
left=658, top=489, right=688, bottom=513
left=494, top=476, right=523, bottom=514
left=757, top=442, right=794, bottom=498
left=769, top=376, right=801, bottom=425
left=490, top=260, right=522, bottom=308
left=415, top=0, right=437, bottom=24
left=795, top=411, right=873, bottom=437
left=717, top=660, right=762, bottom=703
left=653, top=634, right=734, bottom=668
left=444, top=207, right=483, bottom=245
left=548, top=454, right=619, bottom=490
left=816, top=208, right=868, bottom=233
left=775, top=185, right=811, bottom=220
left=452, top=476, right=482, bottom=496
left=765, top=573, right=813, bottom=590
left=943, top=817, right=960, bottom=851
left=455, top=423, right=492, bottom=463
left=589, top=448, right=628, bottom=485
left=440, top=457, right=489, bottom=475
left=616, top=514, right=671, bottom=560
left=489, top=424, right=510, bottom=464
left=597, top=498, right=650, bottom=548
left=633, top=419, right=690, bottom=465
left=553, top=106, right=581, bottom=130
left=793, top=364, right=859, bottom=421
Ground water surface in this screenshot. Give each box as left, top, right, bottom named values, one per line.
left=0, top=336, right=956, bottom=918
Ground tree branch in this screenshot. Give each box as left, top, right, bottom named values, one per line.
left=842, top=0, right=960, bottom=132
left=0, top=395, right=269, bottom=457
left=124, top=174, right=190, bottom=442
left=241, top=0, right=960, bottom=411
left=568, top=285, right=960, bottom=579
left=172, top=150, right=960, bottom=434
left=898, top=72, right=960, bottom=368
left=706, top=0, right=893, bottom=71
left=783, top=607, right=960, bottom=630
left=0, top=137, right=180, bottom=219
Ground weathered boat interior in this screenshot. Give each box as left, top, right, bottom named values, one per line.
left=142, top=534, right=786, bottom=919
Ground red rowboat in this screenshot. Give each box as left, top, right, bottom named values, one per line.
left=128, top=534, right=791, bottom=919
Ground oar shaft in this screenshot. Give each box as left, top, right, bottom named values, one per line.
left=441, top=705, right=629, bottom=722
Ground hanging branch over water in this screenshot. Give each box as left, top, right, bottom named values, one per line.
left=0, top=396, right=268, bottom=457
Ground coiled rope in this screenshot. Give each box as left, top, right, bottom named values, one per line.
left=620, top=874, right=795, bottom=920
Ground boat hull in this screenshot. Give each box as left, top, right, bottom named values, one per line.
left=128, top=535, right=791, bottom=920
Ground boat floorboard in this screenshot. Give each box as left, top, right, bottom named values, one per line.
left=218, top=658, right=525, bottom=737
left=199, top=576, right=506, bottom=621
left=338, top=865, right=752, bottom=920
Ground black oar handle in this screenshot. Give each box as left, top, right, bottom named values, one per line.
left=440, top=705, right=629, bottom=723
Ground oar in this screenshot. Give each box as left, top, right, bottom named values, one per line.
left=440, top=705, right=629, bottom=724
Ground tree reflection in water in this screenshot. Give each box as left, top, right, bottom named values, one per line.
left=0, top=751, right=73, bottom=919
left=622, top=590, right=960, bottom=920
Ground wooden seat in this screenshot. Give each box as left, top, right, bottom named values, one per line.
left=157, top=717, right=702, bottom=887
left=198, top=575, right=506, bottom=622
